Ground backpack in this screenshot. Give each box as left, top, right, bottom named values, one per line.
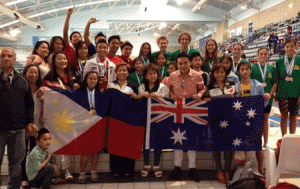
left=227, top=160, right=265, bottom=189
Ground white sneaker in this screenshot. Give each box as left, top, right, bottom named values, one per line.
left=91, top=171, right=99, bottom=182
left=78, top=172, right=86, bottom=183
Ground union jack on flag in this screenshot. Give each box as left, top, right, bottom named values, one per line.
left=150, top=98, right=208, bottom=124
left=145, top=98, right=212, bottom=151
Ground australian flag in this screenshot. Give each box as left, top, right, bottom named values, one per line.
left=208, top=96, right=265, bottom=151
left=146, top=97, right=212, bottom=151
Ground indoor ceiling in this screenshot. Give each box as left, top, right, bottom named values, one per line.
left=0, top=0, right=265, bottom=42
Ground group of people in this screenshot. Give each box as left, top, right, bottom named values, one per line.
left=1, top=6, right=300, bottom=189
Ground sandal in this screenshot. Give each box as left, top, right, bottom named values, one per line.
left=141, top=165, right=151, bottom=177
left=65, top=169, right=73, bottom=181
left=153, top=166, right=162, bottom=178
left=217, top=170, right=227, bottom=183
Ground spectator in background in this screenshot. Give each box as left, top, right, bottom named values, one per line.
left=287, top=23, right=292, bottom=38
left=268, top=31, right=274, bottom=54
left=278, top=30, right=285, bottom=46
left=272, top=32, right=279, bottom=54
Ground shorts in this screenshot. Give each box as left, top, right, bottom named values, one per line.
left=278, top=98, right=299, bottom=115
left=264, top=104, right=272, bottom=113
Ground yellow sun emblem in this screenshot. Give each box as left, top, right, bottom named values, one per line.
left=53, top=110, right=76, bottom=133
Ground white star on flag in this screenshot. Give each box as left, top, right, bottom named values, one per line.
left=246, top=121, right=251, bottom=126
left=219, top=120, right=229, bottom=129
left=232, top=137, right=242, bottom=147
left=170, top=127, right=188, bottom=145
left=247, top=108, right=257, bottom=118
left=233, top=101, right=243, bottom=110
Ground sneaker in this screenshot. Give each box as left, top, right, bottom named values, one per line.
left=169, top=166, right=181, bottom=180
left=189, top=168, right=200, bottom=182
left=78, top=172, right=86, bottom=183
left=91, top=171, right=99, bottom=182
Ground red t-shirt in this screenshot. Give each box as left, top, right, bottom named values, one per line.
left=64, top=43, right=76, bottom=70
left=106, top=54, right=123, bottom=66
left=118, top=55, right=133, bottom=68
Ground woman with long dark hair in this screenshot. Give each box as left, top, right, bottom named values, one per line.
left=32, top=41, right=50, bottom=79
left=138, top=42, right=155, bottom=66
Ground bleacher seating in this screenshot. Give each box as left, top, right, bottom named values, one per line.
left=219, top=18, right=300, bottom=63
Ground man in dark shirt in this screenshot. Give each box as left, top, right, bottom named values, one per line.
left=0, top=47, right=38, bottom=189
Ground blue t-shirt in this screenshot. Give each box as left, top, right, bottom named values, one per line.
left=88, top=43, right=97, bottom=57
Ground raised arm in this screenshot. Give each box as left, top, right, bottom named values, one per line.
left=63, top=7, right=75, bottom=44
left=84, top=17, right=99, bottom=46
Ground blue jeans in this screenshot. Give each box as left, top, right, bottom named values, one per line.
left=0, top=129, right=26, bottom=189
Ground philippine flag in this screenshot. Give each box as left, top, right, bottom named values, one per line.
left=43, top=88, right=108, bottom=155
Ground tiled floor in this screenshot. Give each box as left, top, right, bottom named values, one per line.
left=49, top=181, right=226, bottom=189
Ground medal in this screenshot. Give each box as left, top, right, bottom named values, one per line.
left=284, top=55, right=295, bottom=81
left=258, top=62, right=268, bottom=86
left=89, top=109, right=97, bottom=115
left=232, top=56, right=241, bottom=74
left=285, top=77, right=293, bottom=82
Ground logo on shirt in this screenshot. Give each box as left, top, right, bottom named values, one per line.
left=268, top=73, right=272, bottom=78
left=294, top=65, right=300, bottom=70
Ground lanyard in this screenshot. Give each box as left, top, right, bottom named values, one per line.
left=78, top=59, right=85, bottom=78
left=57, top=78, right=66, bottom=89
left=232, top=56, right=241, bottom=74
left=96, top=57, right=108, bottom=75
left=180, top=47, right=190, bottom=55
left=87, top=89, right=95, bottom=109
left=209, top=59, right=213, bottom=70
left=161, top=67, right=165, bottom=78
left=284, top=55, right=296, bottom=76
left=142, top=58, right=150, bottom=66
left=136, top=73, right=141, bottom=85
left=257, top=62, right=268, bottom=82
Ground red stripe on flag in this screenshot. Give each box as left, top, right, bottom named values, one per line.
left=107, top=118, right=145, bottom=159
left=54, top=117, right=107, bottom=155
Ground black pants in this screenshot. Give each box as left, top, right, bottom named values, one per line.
left=22, top=136, right=36, bottom=181
left=110, top=154, right=135, bottom=175
left=214, top=151, right=233, bottom=171
left=29, top=165, right=55, bottom=189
